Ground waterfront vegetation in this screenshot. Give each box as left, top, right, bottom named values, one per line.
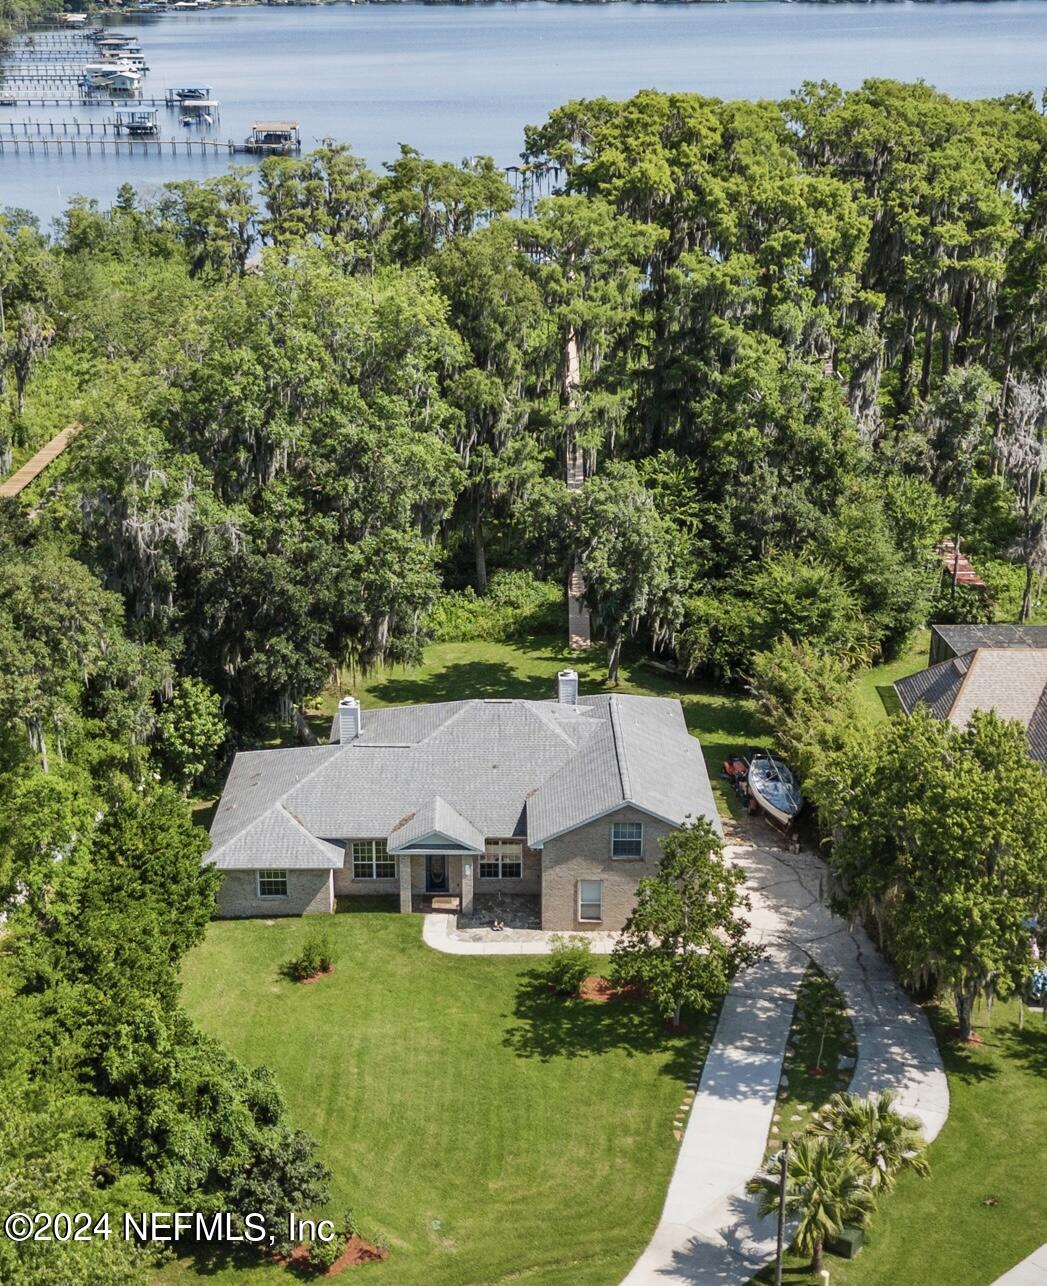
left=5, top=77, right=1047, bottom=1282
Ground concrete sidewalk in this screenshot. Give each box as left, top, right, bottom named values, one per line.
left=994, top=1245, right=1047, bottom=1285
left=422, top=912, right=618, bottom=955
left=623, top=942, right=806, bottom=1284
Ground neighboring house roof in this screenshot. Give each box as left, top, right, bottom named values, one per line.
left=894, top=647, right=1047, bottom=766
left=931, top=623, right=1047, bottom=657
left=207, top=693, right=721, bottom=870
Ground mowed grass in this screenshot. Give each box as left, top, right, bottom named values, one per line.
left=763, top=997, right=1047, bottom=1286
left=760, top=968, right=857, bottom=1166
left=852, top=629, right=930, bottom=724
left=172, top=902, right=714, bottom=1286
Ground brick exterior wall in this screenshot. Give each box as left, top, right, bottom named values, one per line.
left=333, top=851, right=399, bottom=899
left=475, top=846, right=541, bottom=896
left=215, top=868, right=333, bottom=918
left=539, top=805, right=674, bottom=932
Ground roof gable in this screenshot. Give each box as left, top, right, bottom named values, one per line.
left=387, top=795, right=485, bottom=854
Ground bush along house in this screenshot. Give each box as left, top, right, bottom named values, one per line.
left=205, top=670, right=722, bottom=931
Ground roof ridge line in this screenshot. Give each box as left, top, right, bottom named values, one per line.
left=948, top=648, right=982, bottom=720
left=608, top=696, right=631, bottom=800
left=521, top=700, right=579, bottom=748
left=278, top=802, right=345, bottom=860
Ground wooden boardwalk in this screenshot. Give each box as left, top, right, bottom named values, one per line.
left=0, top=421, right=82, bottom=498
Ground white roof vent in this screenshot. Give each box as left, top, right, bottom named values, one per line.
left=557, top=668, right=579, bottom=706
left=338, top=695, right=361, bottom=743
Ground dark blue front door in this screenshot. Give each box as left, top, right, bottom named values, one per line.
left=426, top=855, right=449, bottom=893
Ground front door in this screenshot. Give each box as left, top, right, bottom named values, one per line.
left=425, top=855, right=449, bottom=894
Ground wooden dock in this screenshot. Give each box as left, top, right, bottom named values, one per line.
left=0, top=422, right=82, bottom=499
left=0, top=95, right=170, bottom=108
left=0, top=133, right=235, bottom=155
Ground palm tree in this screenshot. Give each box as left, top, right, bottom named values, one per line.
left=814, top=1090, right=930, bottom=1192
left=749, top=1135, right=875, bottom=1274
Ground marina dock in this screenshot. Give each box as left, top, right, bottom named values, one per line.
left=1, top=23, right=305, bottom=167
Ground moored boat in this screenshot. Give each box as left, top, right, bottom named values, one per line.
left=747, top=752, right=804, bottom=829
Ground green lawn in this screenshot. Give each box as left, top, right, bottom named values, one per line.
left=852, top=629, right=930, bottom=724
left=760, top=968, right=857, bottom=1166
left=172, top=902, right=716, bottom=1286
left=761, top=996, right=1047, bottom=1286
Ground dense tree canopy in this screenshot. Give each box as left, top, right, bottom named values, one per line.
left=5, top=79, right=1047, bottom=1268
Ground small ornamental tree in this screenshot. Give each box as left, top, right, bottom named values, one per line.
left=157, top=677, right=228, bottom=792
left=610, top=818, right=761, bottom=1028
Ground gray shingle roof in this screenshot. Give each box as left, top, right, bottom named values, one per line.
left=206, top=803, right=346, bottom=870
left=931, top=623, right=1047, bottom=659
left=894, top=647, right=1047, bottom=768
left=208, top=692, right=721, bottom=869
left=894, top=653, right=971, bottom=720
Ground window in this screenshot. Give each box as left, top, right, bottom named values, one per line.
left=257, top=870, right=288, bottom=898
left=352, top=840, right=395, bottom=880
left=479, top=839, right=523, bottom=880
left=612, top=821, right=644, bottom=859
left=578, top=879, right=603, bottom=922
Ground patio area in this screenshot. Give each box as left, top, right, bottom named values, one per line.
left=411, top=891, right=540, bottom=928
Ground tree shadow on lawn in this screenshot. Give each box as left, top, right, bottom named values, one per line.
left=994, top=1012, right=1047, bottom=1079
left=171, top=1242, right=274, bottom=1279
left=502, top=967, right=700, bottom=1079
left=927, top=1003, right=1001, bottom=1086
left=367, top=660, right=553, bottom=705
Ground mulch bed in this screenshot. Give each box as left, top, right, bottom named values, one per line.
left=279, top=1236, right=388, bottom=1275
left=579, top=975, right=642, bottom=1003
left=299, top=965, right=336, bottom=985
left=945, top=1026, right=984, bottom=1045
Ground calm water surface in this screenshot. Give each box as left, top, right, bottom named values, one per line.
left=3, top=1, right=1047, bottom=223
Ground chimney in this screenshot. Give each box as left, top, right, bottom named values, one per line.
left=338, top=695, right=361, bottom=743
left=557, top=668, right=579, bottom=706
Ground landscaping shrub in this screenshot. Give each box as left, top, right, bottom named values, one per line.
left=425, top=570, right=561, bottom=642
left=544, top=935, right=593, bottom=996
left=340, top=1208, right=360, bottom=1240
left=284, top=930, right=334, bottom=982
left=308, top=1233, right=342, bottom=1270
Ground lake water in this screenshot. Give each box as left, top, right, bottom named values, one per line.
left=3, top=1, right=1047, bottom=224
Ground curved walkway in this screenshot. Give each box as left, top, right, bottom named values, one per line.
left=421, top=835, right=949, bottom=1285
left=624, top=838, right=948, bottom=1285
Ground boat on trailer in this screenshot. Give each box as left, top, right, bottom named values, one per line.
left=746, top=752, right=804, bottom=830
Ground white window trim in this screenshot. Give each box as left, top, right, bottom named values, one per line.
left=611, top=821, right=644, bottom=860
left=257, top=869, right=288, bottom=898
left=478, top=839, right=524, bottom=880
left=578, top=878, right=603, bottom=923
left=351, top=839, right=397, bottom=881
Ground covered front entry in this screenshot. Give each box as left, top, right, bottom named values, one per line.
left=398, top=851, right=475, bottom=915
left=425, top=854, right=449, bottom=893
